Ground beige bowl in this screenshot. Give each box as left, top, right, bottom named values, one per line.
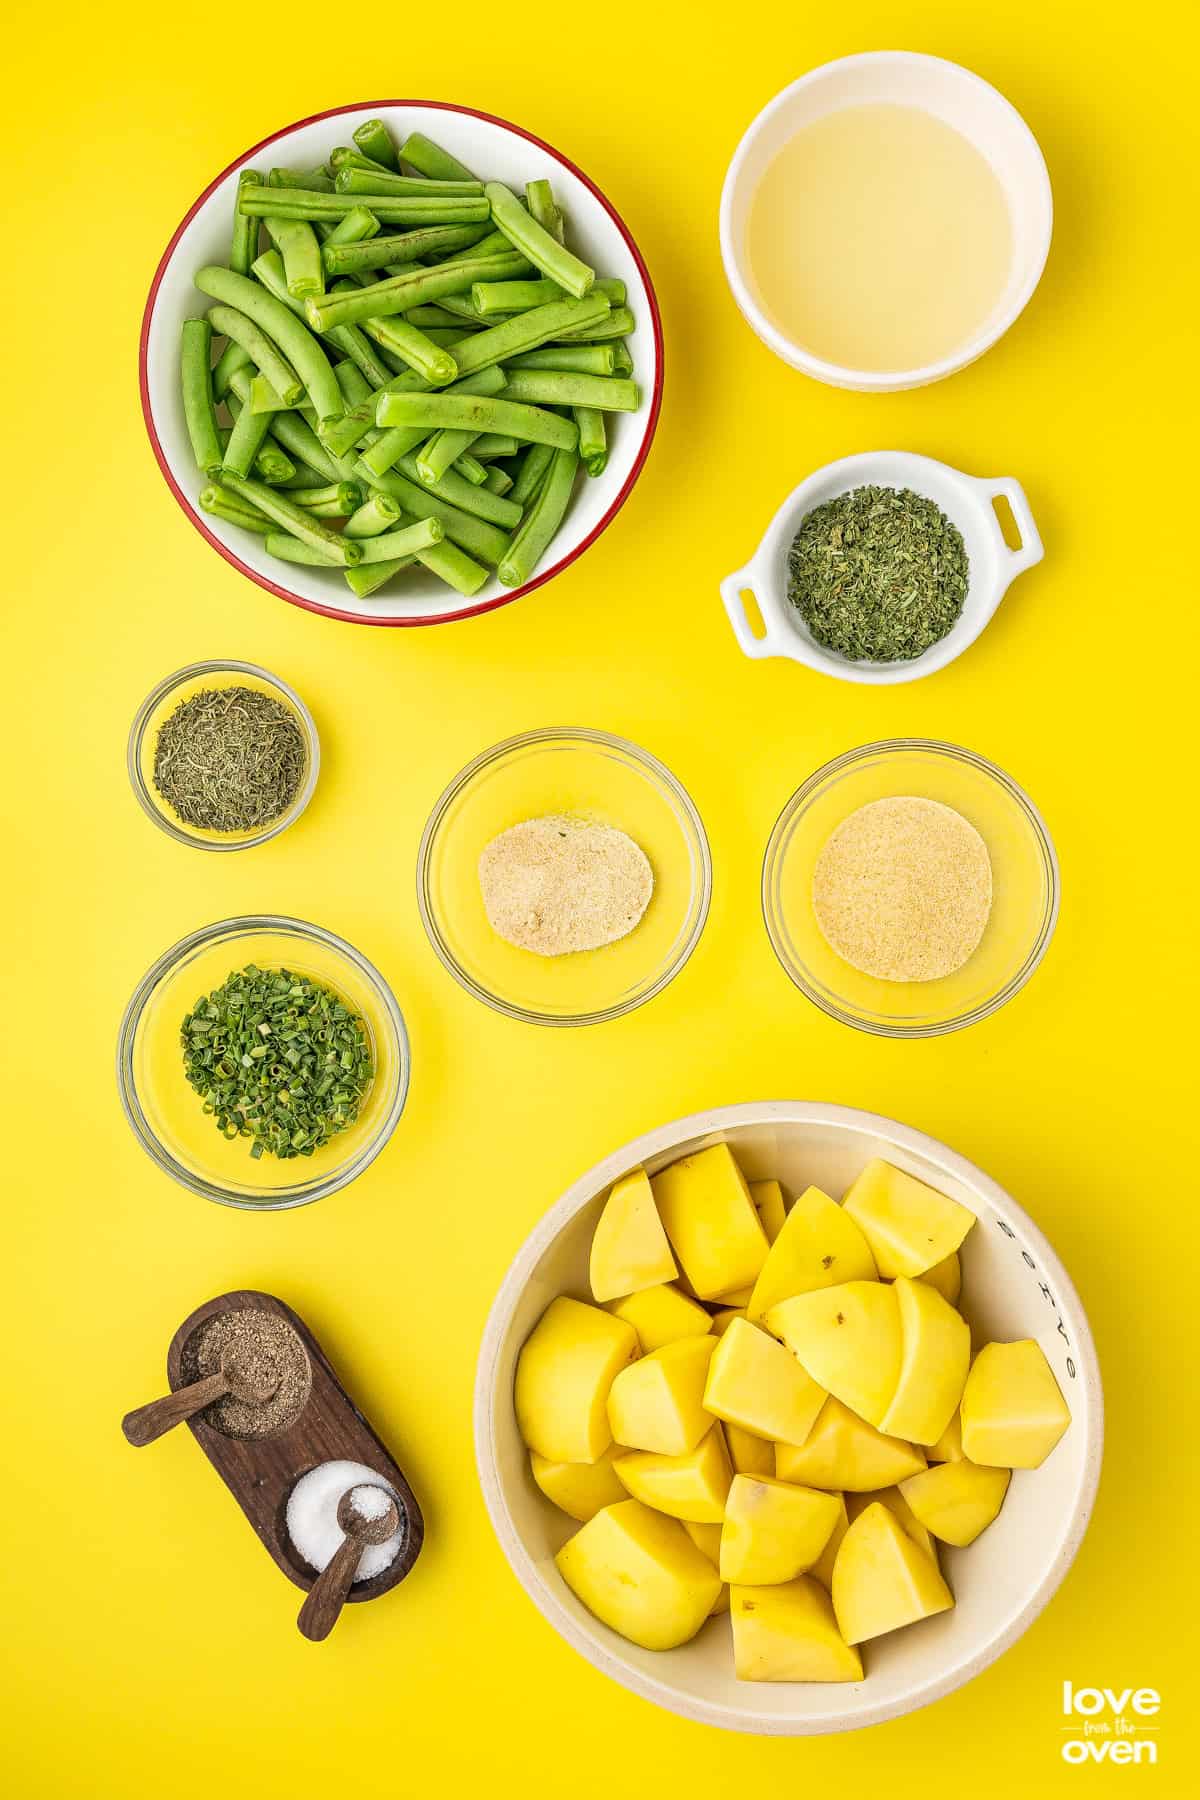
left=474, top=1102, right=1102, bottom=1734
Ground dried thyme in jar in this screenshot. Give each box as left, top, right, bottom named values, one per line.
left=786, top=485, right=969, bottom=662
left=181, top=965, right=373, bottom=1160
left=153, top=684, right=307, bottom=832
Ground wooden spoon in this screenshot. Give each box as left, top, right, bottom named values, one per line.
left=121, top=1353, right=280, bottom=1447
left=297, top=1486, right=400, bottom=1642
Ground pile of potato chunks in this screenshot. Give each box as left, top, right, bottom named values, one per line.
left=515, top=1143, right=1072, bottom=1681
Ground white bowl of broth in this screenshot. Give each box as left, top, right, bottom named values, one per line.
left=719, top=53, right=1052, bottom=391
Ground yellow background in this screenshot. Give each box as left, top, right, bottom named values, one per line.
left=4, top=1, right=1195, bottom=1791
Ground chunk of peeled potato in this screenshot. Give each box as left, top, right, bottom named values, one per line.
left=842, top=1159, right=975, bottom=1279
left=606, top=1333, right=716, bottom=1455
left=732, top=1577, right=863, bottom=1682
left=614, top=1424, right=733, bottom=1523
left=607, top=1282, right=712, bottom=1353
left=846, top=1486, right=938, bottom=1562
left=515, top=1296, right=638, bottom=1464
left=589, top=1167, right=678, bottom=1302
left=530, top=1446, right=629, bottom=1521
left=746, top=1185, right=877, bottom=1324
left=766, top=1281, right=901, bottom=1428
left=899, top=1461, right=1011, bottom=1547
left=719, top=1476, right=843, bottom=1584
left=918, top=1251, right=962, bottom=1305
left=960, top=1340, right=1071, bottom=1468
left=877, top=1277, right=970, bottom=1445
left=704, top=1316, right=826, bottom=1447
left=556, top=1500, right=721, bottom=1650
left=724, top=1421, right=775, bottom=1477
left=832, top=1501, right=953, bottom=1645
left=683, top=1521, right=730, bottom=1614
left=750, top=1178, right=787, bottom=1244
left=651, top=1143, right=769, bottom=1300
left=775, top=1397, right=926, bottom=1491
left=927, top=1411, right=965, bottom=1462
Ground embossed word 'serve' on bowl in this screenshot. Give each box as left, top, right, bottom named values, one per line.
left=475, top=1103, right=1102, bottom=1736
left=141, top=101, right=663, bottom=628
left=719, top=452, right=1043, bottom=686
left=719, top=52, right=1052, bottom=391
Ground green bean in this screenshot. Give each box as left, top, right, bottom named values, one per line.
left=335, top=165, right=484, bottom=199
left=326, top=293, right=393, bottom=387
left=305, top=249, right=527, bottom=332
left=506, top=344, right=616, bottom=376
left=555, top=306, right=636, bottom=343
left=498, top=446, right=579, bottom=587
left=429, top=293, right=487, bottom=324
left=357, top=463, right=509, bottom=564
left=448, top=293, right=611, bottom=379
left=526, top=178, right=564, bottom=244
left=324, top=204, right=381, bottom=247
left=363, top=314, right=458, bottom=383
left=265, top=532, right=339, bottom=566
left=419, top=327, right=475, bottom=347
left=247, top=373, right=292, bottom=413
left=574, top=407, right=607, bottom=477
left=501, top=371, right=639, bottom=412
left=356, top=364, right=507, bottom=475
left=416, top=427, right=481, bottom=487
left=212, top=338, right=253, bottom=399
left=218, top=472, right=362, bottom=563
left=471, top=275, right=625, bottom=317
left=196, top=266, right=343, bottom=421
left=181, top=318, right=224, bottom=475
left=239, top=185, right=490, bottom=227
left=230, top=169, right=261, bottom=275
left=199, top=481, right=271, bottom=533
left=353, top=118, right=400, bottom=170
left=399, top=131, right=476, bottom=183
left=345, top=556, right=414, bottom=598
left=376, top=391, right=578, bottom=453
left=395, top=451, right=522, bottom=526
left=332, top=361, right=383, bottom=445
left=251, top=441, right=297, bottom=484
left=270, top=166, right=335, bottom=192
left=612, top=343, right=634, bottom=377
left=454, top=452, right=488, bottom=484
left=398, top=301, right=482, bottom=329
left=354, top=517, right=446, bottom=560
left=485, top=181, right=594, bottom=298
left=206, top=301, right=303, bottom=405
left=275, top=460, right=328, bottom=488
left=509, top=443, right=554, bottom=507
left=330, top=147, right=393, bottom=179
left=264, top=217, right=324, bottom=300
left=290, top=480, right=362, bottom=516
left=471, top=433, right=519, bottom=459
left=223, top=396, right=274, bottom=479
left=323, top=222, right=490, bottom=276
left=343, top=492, right=402, bottom=537
left=483, top=464, right=513, bottom=497
left=415, top=539, right=489, bottom=595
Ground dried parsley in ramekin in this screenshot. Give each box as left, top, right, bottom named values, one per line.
left=181, top=965, right=373, bottom=1159
left=786, top=485, right=969, bottom=662
left=153, top=685, right=306, bottom=832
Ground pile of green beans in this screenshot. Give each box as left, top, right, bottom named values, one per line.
left=180, top=119, right=643, bottom=600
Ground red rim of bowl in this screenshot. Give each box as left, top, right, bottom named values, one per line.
left=139, top=99, right=665, bottom=629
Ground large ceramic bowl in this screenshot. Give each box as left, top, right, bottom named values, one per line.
left=141, top=101, right=663, bottom=626
left=475, top=1102, right=1101, bottom=1735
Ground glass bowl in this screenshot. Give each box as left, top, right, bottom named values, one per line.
left=418, top=728, right=711, bottom=1026
left=117, top=916, right=409, bottom=1208
left=763, top=739, right=1059, bottom=1037
left=128, top=660, right=319, bottom=851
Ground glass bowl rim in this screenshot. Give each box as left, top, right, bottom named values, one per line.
left=127, top=659, right=320, bottom=852
left=116, top=913, right=409, bottom=1209
left=416, top=725, right=713, bottom=1027
left=761, top=736, right=1060, bottom=1038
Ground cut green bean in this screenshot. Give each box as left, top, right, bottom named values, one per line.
left=223, top=397, right=274, bottom=479
left=395, top=452, right=522, bottom=527
left=506, top=344, right=616, bottom=375
left=212, top=338, right=253, bottom=399
left=196, top=266, right=343, bottom=421
left=248, top=372, right=292, bottom=413
left=453, top=452, right=488, bottom=484
left=471, top=433, right=519, bottom=459
left=484, top=181, right=594, bottom=298
left=526, top=178, right=565, bottom=244
left=265, top=532, right=339, bottom=566
left=270, top=166, right=335, bottom=192
left=376, top=391, right=578, bottom=452
left=416, top=427, right=481, bottom=487
left=305, top=248, right=527, bottom=332
left=181, top=318, right=224, bottom=475
left=356, top=517, right=445, bottom=560
left=509, top=442, right=554, bottom=507
left=218, top=472, right=362, bottom=563
left=353, top=118, right=400, bottom=170
left=275, top=460, right=328, bottom=488
left=199, top=481, right=271, bottom=533
left=448, top=293, right=611, bottom=378
left=398, top=301, right=483, bottom=329
left=399, top=131, right=476, bottom=183
left=363, top=314, right=459, bottom=382
left=323, top=204, right=381, bottom=247
left=500, top=370, right=639, bottom=412
left=343, top=492, right=402, bottom=537
left=355, top=363, right=507, bottom=475
left=264, top=216, right=324, bottom=300
left=322, top=222, right=489, bottom=276
left=230, top=169, right=261, bottom=275
left=415, top=539, right=489, bottom=595
left=420, top=327, right=476, bottom=347
left=498, top=446, right=579, bottom=586
left=555, top=305, right=636, bottom=343
left=206, top=302, right=304, bottom=405
left=290, top=480, right=362, bottom=516
left=612, top=343, right=634, bottom=377
left=357, top=463, right=509, bottom=563
left=252, top=441, right=296, bottom=484
left=335, top=165, right=484, bottom=199
left=239, top=185, right=491, bottom=227
left=330, top=147, right=393, bottom=179
left=574, top=407, right=607, bottom=478
left=471, top=275, right=625, bottom=316
left=430, top=292, right=488, bottom=324
left=345, top=556, right=414, bottom=598
left=483, top=465, right=513, bottom=496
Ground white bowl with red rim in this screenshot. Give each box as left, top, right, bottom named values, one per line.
left=141, top=101, right=663, bottom=627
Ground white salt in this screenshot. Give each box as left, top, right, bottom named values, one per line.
left=286, top=1459, right=404, bottom=1583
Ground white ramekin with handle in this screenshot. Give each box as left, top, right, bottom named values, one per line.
left=719, top=450, right=1043, bottom=686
